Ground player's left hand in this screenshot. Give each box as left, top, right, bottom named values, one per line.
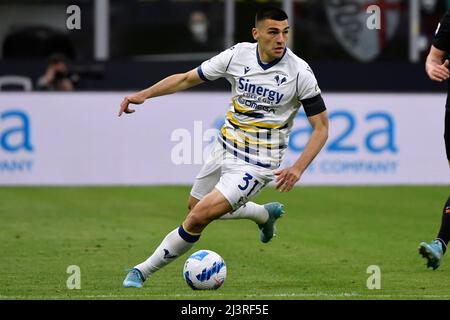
left=274, top=166, right=302, bottom=192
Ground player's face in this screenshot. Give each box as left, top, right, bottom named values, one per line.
left=253, top=19, right=289, bottom=62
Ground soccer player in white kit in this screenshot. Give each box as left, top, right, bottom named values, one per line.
left=119, top=6, right=329, bottom=288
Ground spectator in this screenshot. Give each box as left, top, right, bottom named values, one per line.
left=184, top=11, right=221, bottom=52
left=36, top=53, right=75, bottom=91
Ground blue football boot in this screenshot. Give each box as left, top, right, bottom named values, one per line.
left=258, top=202, right=285, bottom=243
left=123, top=268, right=145, bottom=288
left=418, top=240, right=444, bottom=270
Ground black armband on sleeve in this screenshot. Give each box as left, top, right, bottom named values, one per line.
left=433, top=11, right=450, bottom=51
left=301, top=94, right=326, bottom=117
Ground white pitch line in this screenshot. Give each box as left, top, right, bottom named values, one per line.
left=2, top=292, right=450, bottom=299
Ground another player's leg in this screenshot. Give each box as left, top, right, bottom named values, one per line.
left=418, top=111, right=450, bottom=270
left=419, top=196, right=450, bottom=270
left=123, top=189, right=231, bottom=288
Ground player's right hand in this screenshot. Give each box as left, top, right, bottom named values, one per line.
left=428, top=60, right=450, bottom=82
left=118, top=93, right=146, bottom=117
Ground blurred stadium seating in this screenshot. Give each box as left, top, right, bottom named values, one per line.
left=0, top=0, right=449, bottom=92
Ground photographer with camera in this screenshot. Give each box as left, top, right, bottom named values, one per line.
left=36, top=53, right=75, bottom=91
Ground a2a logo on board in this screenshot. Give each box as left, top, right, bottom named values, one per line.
left=0, top=110, right=34, bottom=173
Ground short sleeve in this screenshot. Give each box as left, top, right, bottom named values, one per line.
left=433, top=11, right=450, bottom=52
left=297, top=65, right=321, bottom=101
left=197, top=45, right=237, bottom=81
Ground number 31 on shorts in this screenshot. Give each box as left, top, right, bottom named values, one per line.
left=238, top=173, right=262, bottom=197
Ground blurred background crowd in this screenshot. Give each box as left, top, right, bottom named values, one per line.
left=0, top=0, right=449, bottom=92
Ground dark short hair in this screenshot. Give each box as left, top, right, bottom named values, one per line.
left=255, top=6, right=288, bottom=25
left=47, top=53, right=69, bottom=65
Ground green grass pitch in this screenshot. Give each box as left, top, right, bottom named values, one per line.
left=0, top=186, right=449, bottom=300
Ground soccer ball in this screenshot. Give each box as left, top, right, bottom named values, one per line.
left=183, top=249, right=227, bottom=290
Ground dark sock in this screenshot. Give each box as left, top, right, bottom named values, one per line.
left=436, top=196, right=450, bottom=254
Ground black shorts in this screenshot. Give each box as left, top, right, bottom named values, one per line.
left=446, top=109, right=450, bottom=160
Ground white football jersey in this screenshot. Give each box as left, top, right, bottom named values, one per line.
left=198, top=42, right=323, bottom=169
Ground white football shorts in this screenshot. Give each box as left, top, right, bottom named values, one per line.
left=190, top=141, right=275, bottom=210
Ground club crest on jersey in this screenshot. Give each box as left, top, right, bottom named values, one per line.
left=274, top=75, right=287, bottom=86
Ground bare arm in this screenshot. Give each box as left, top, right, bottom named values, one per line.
left=426, top=45, right=450, bottom=82
left=275, top=110, right=329, bottom=192
left=118, top=68, right=204, bottom=116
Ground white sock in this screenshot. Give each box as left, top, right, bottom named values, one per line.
left=134, top=225, right=200, bottom=279
left=219, top=202, right=269, bottom=224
